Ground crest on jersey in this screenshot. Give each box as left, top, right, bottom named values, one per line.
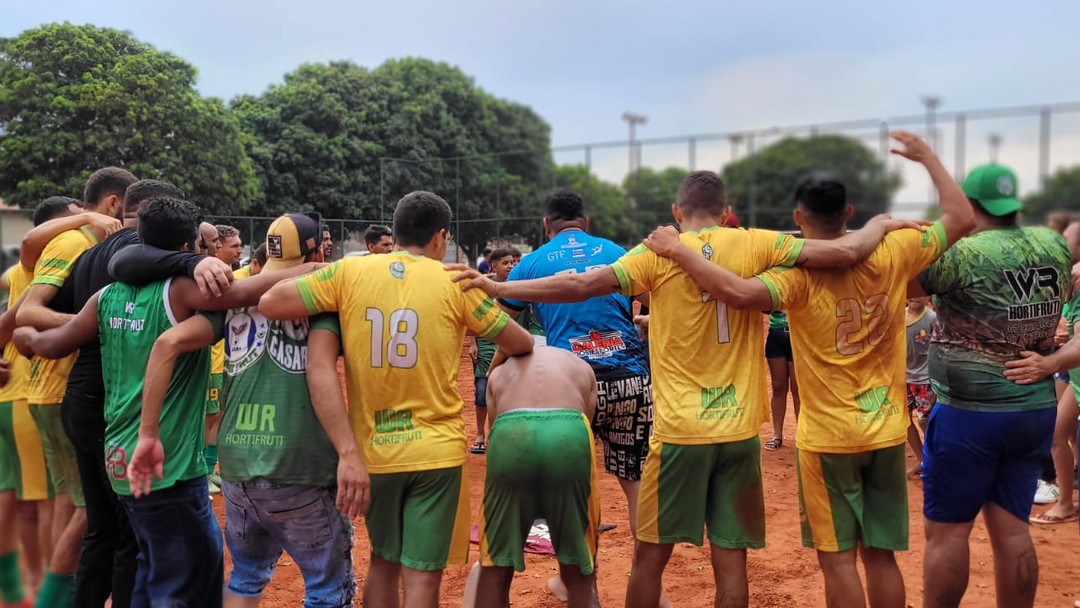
left=389, top=262, right=405, bottom=279
left=224, top=310, right=311, bottom=375
left=701, top=243, right=714, bottom=261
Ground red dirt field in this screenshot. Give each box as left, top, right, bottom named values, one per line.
left=223, top=349, right=1080, bottom=607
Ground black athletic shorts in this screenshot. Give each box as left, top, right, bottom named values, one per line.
left=593, top=366, right=653, bottom=482
left=765, top=327, right=793, bottom=361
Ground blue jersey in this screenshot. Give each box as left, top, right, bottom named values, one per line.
left=501, top=230, right=648, bottom=376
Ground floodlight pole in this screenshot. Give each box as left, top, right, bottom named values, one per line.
left=921, top=96, right=942, bottom=203
left=622, top=111, right=648, bottom=204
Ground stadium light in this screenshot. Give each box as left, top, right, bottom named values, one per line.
left=920, top=96, right=942, bottom=203
left=988, top=133, right=1002, bottom=163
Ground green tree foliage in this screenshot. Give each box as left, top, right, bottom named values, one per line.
left=234, top=58, right=554, bottom=257
left=553, top=165, right=635, bottom=246
left=0, top=23, right=260, bottom=212
left=1024, top=166, right=1080, bottom=221
left=623, top=167, right=688, bottom=232
left=722, top=135, right=900, bottom=230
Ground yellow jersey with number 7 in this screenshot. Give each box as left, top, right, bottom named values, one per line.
left=757, top=223, right=946, bottom=453
left=294, top=251, right=511, bottom=474
left=609, top=227, right=804, bottom=445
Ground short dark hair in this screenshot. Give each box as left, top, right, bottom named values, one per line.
left=252, top=243, right=268, bottom=266
left=83, top=167, right=137, bottom=210
left=216, top=225, right=240, bottom=241
left=511, top=247, right=523, bottom=259
left=33, top=196, right=81, bottom=227
left=794, top=171, right=847, bottom=223
left=482, top=247, right=492, bottom=256
left=544, top=188, right=586, bottom=222
left=676, top=171, right=727, bottom=217
left=124, top=180, right=185, bottom=215
left=393, top=193, right=451, bottom=248
left=489, top=248, right=516, bottom=264
left=364, top=224, right=393, bottom=246
left=138, top=197, right=202, bottom=251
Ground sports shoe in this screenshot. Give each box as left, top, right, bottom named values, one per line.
left=208, top=479, right=221, bottom=495
left=1034, top=479, right=1059, bottom=505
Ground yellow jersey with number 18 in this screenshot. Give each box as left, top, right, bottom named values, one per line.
left=294, top=251, right=511, bottom=474
left=609, top=227, right=804, bottom=445
left=757, top=224, right=946, bottom=454
left=28, top=227, right=98, bottom=405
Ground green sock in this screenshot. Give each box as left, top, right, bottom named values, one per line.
left=204, top=444, right=218, bottom=475
left=33, top=571, right=73, bottom=608
left=0, top=550, right=24, bottom=602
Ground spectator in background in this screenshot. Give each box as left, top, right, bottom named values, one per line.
left=363, top=225, right=394, bottom=254
left=321, top=226, right=334, bottom=260
left=215, top=225, right=243, bottom=269
left=233, top=243, right=267, bottom=279
left=478, top=247, right=493, bottom=274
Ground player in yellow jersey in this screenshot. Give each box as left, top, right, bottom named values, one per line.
left=260, top=191, right=534, bottom=608
left=640, top=131, right=974, bottom=608
left=451, top=170, right=914, bottom=608
left=15, top=167, right=137, bottom=607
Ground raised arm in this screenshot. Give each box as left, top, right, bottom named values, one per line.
left=20, top=214, right=120, bottom=270
left=448, top=264, right=621, bottom=304
left=643, top=226, right=774, bottom=309
left=13, top=291, right=102, bottom=359
left=890, top=130, right=975, bottom=246
left=307, top=325, right=368, bottom=519
left=128, top=315, right=217, bottom=498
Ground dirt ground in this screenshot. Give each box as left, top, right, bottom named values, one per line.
left=228, top=349, right=1080, bottom=607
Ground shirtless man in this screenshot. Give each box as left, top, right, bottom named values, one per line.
left=463, top=344, right=601, bottom=608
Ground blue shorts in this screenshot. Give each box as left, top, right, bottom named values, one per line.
left=474, top=377, right=489, bottom=408
left=222, top=480, right=354, bottom=607
left=922, top=403, right=1055, bottom=523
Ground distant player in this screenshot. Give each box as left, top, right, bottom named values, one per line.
left=260, top=191, right=533, bottom=608
left=364, top=225, right=394, bottom=254
left=322, top=225, right=334, bottom=259
left=233, top=243, right=266, bottom=279
left=763, top=310, right=799, bottom=450
left=467, top=248, right=517, bottom=453
left=905, top=296, right=935, bottom=476
left=215, top=225, right=243, bottom=269
left=639, top=131, right=973, bottom=608
left=462, top=345, right=601, bottom=608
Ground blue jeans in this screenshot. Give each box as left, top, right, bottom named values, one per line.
left=121, top=476, right=224, bottom=608
left=222, top=479, right=354, bottom=608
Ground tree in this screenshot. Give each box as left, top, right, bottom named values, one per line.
left=623, top=167, right=688, bottom=232
left=234, top=58, right=554, bottom=258
left=721, top=135, right=900, bottom=230
left=1024, top=166, right=1080, bottom=222
left=554, top=165, right=634, bottom=246
left=0, top=23, right=260, bottom=213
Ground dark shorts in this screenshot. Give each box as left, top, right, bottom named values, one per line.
left=764, top=327, right=793, bottom=361
left=922, top=403, right=1056, bottom=523
left=593, top=367, right=653, bottom=481
left=906, top=384, right=934, bottom=421
left=474, top=377, right=488, bottom=408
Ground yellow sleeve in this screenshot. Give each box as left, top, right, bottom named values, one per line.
left=295, top=260, right=346, bottom=314
left=462, top=289, right=510, bottom=341
left=750, top=229, right=805, bottom=270
left=30, top=228, right=96, bottom=287
left=609, top=244, right=657, bottom=296
left=883, top=222, right=947, bottom=279
left=756, top=266, right=809, bottom=311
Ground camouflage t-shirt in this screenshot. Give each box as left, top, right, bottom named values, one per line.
left=918, top=226, right=1071, bottom=412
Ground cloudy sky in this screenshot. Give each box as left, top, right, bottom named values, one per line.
left=7, top=0, right=1080, bottom=215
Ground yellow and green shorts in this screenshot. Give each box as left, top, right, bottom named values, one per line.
left=0, top=400, right=53, bottom=501
left=796, top=444, right=908, bottom=553
left=479, top=409, right=600, bottom=574
left=29, top=402, right=83, bottom=507
left=366, top=465, right=471, bottom=571
left=206, top=373, right=223, bottom=415
left=637, top=436, right=764, bottom=548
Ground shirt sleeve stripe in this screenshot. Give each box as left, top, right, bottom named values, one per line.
left=757, top=275, right=782, bottom=310
left=780, top=238, right=805, bottom=267
left=610, top=263, right=633, bottom=294
left=927, top=221, right=947, bottom=253
left=296, top=280, right=321, bottom=315
left=478, top=313, right=510, bottom=341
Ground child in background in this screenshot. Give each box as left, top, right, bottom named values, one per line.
left=906, top=296, right=936, bottom=476
left=468, top=248, right=517, bottom=453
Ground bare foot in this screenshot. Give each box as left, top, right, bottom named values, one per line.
left=547, top=575, right=569, bottom=601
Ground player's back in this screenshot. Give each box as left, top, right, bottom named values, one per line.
left=488, top=345, right=595, bottom=416
left=758, top=227, right=945, bottom=452
left=612, top=226, right=803, bottom=444
left=298, top=251, right=509, bottom=474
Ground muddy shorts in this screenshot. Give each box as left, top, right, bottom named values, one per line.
left=480, top=409, right=600, bottom=574
left=593, top=367, right=652, bottom=481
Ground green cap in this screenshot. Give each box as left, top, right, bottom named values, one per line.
left=961, top=164, right=1023, bottom=216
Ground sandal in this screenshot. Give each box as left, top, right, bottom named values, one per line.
left=1030, top=511, right=1078, bottom=525
left=470, top=440, right=486, bottom=454
left=763, top=437, right=783, bottom=451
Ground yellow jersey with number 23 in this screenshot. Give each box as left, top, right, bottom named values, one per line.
left=295, top=251, right=511, bottom=474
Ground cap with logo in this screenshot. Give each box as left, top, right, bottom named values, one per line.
left=961, top=164, right=1023, bottom=217
left=263, top=213, right=320, bottom=272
